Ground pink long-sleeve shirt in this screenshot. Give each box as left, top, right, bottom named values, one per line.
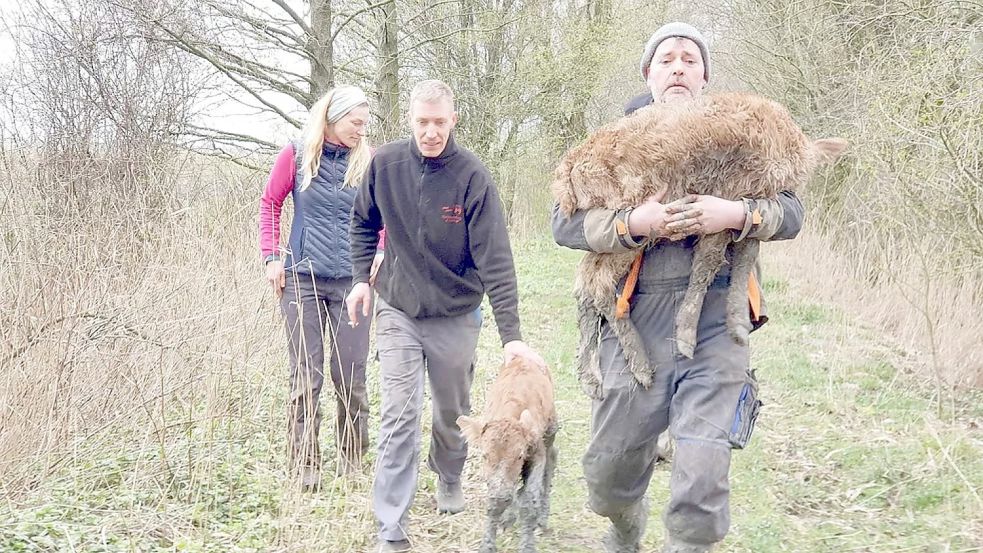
left=259, top=143, right=384, bottom=259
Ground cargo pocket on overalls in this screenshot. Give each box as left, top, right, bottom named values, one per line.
left=728, top=369, right=763, bottom=449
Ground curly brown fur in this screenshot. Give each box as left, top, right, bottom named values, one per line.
left=552, top=92, right=846, bottom=388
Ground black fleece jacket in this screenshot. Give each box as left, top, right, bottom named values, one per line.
left=350, top=134, right=521, bottom=345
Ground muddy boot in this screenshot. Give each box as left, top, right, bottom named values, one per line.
left=662, top=536, right=714, bottom=553
left=602, top=497, right=648, bottom=553
left=436, top=479, right=465, bottom=514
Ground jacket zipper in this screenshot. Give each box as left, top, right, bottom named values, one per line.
left=416, top=161, right=429, bottom=312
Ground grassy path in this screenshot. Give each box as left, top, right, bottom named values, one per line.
left=2, top=240, right=981, bottom=552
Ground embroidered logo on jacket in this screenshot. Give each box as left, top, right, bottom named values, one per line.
left=441, top=204, right=464, bottom=224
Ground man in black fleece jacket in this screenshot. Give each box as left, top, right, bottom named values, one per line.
left=346, top=79, right=544, bottom=553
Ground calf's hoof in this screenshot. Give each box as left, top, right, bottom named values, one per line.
left=626, top=357, right=652, bottom=389
left=676, top=337, right=696, bottom=359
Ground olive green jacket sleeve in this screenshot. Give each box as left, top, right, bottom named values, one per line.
left=550, top=203, right=646, bottom=253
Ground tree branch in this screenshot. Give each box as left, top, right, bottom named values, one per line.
left=182, top=141, right=267, bottom=171
left=269, top=0, right=315, bottom=38
left=184, top=123, right=281, bottom=150
left=207, top=1, right=305, bottom=47
left=195, top=41, right=313, bottom=105
left=399, top=19, right=519, bottom=55
left=150, top=23, right=304, bottom=128
left=332, top=0, right=394, bottom=41
left=402, top=0, right=464, bottom=27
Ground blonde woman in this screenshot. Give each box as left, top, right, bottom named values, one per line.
left=259, top=85, right=381, bottom=490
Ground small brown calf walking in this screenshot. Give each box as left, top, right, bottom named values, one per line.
left=458, top=357, right=558, bottom=553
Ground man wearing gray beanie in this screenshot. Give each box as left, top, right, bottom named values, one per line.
left=628, top=21, right=711, bottom=111
left=552, top=21, right=805, bottom=553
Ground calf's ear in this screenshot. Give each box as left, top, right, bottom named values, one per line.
left=457, top=415, right=485, bottom=443
left=814, top=138, right=848, bottom=164
left=519, top=409, right=538, bottom=434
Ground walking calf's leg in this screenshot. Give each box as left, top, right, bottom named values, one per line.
left=478, top=497, right=509, bottom=553
left=519, top=456, right=547, bottom=553
left=539, top=426, right=559, bottom=529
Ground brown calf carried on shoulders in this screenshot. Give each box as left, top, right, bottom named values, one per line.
left=552, top=91, right=847, bottom=397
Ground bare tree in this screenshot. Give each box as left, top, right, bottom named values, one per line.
left=4, top=0, right=202, bottom=220
left=114, top=0, right=407, bottom=161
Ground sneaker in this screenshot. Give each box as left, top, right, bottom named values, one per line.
left=377, top=539, right=412, bottom=552
left=436, top=479, right=465, bottom=514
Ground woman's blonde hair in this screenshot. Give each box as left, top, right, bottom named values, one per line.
left=299, top=87, right=371, bottom=191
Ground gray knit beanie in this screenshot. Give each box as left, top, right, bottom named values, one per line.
left=639, top=22, right=710, bottom=83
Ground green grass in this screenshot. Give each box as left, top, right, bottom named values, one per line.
left=2, top=239, right=981, bottom=552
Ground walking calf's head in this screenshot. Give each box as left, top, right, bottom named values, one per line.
left=457, top=410, right=539, bottom=500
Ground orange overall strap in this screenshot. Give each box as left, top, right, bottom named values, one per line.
left=616, top=251, right=644, bottom=319
left=748, top=271, right=762, bottom=322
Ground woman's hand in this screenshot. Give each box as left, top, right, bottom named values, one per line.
left=265, top=259, right=285, bottom=298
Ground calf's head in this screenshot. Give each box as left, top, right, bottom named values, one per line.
left=457, top=410, right=539, bottom=501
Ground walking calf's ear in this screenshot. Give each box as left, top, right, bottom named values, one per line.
left=457, top=415, right=485, bottom=443
left=519, top=409, right=538, bottom=434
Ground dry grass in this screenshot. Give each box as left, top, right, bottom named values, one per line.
left=767, top=222, right=983, bottom=391
left=0, top=148, right=272, bottom=493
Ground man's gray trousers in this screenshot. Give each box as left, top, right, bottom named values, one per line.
left=373, top=297, right=482, bottom=541
left=583, top=275, right=756, bottom=547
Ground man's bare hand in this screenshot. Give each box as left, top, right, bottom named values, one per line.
left=664, top=194, right=745, bottom=239
left=627, top=186, right=679, bottom=238
left=503, top=340, right=547, bottom=371
left=345, top=282, right=373, bottom=326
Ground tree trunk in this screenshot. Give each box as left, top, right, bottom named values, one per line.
left=374, top=0, right=400, bottom=142
left=563, top=0, right=611, bottom=149
left=308, top=0, right=334, bottom=101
